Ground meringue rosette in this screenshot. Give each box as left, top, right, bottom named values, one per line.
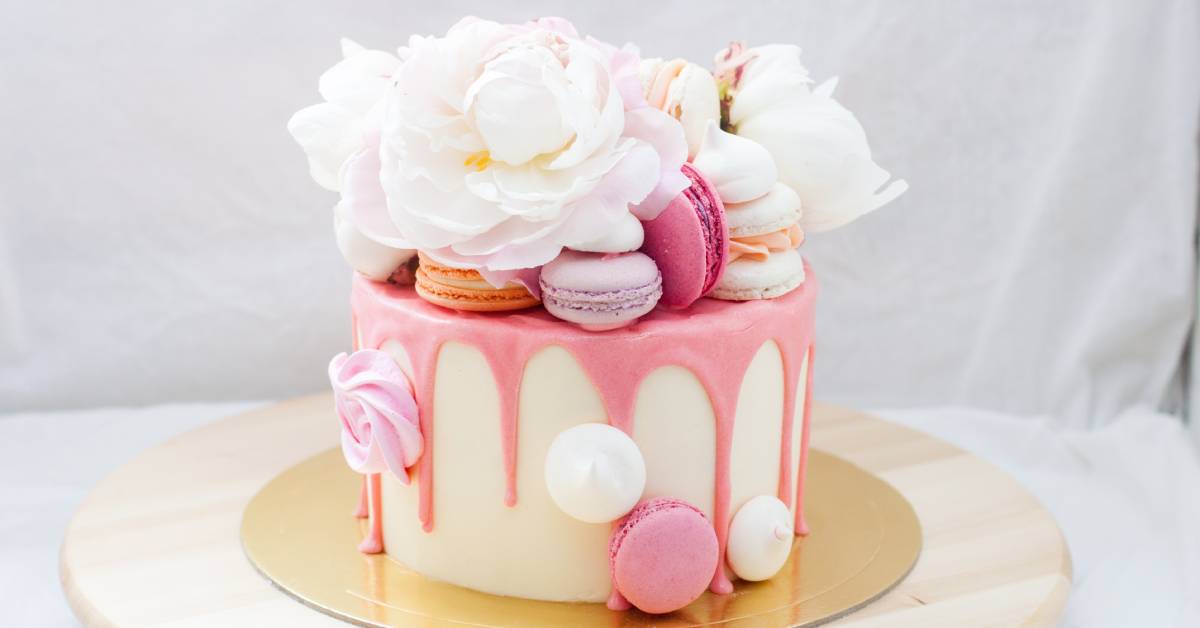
left=328, top=350, right=423, bottom=482
left=726, top=495, right=795, bottom=581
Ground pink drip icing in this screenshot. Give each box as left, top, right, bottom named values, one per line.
left=359, top=473, right=384, bottom=553
left=606, top=588, right=632, bottom=611
left=350, top=265, right=818, bottom=578
left=479, top=335, right=527, bottom=507
left=350, top=314, right=374, bottom=524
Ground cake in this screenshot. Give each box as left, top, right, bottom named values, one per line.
left=290, top=16, right=905, bottom=615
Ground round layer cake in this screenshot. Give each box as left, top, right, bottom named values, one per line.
left=350, top=269, right=818, bottom=603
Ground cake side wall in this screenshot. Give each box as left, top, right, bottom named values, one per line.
left=369, top=334, right=809, bottom=601
left=351, top=275, right=818, bottom=602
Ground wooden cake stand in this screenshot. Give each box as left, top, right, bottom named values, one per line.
left=60, top=396, right=1071, bottom=627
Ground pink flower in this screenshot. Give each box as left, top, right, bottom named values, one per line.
left=328, top=350, right=422, bottom=483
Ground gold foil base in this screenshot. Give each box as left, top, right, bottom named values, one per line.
left=241, top=449, right=921, bottom=627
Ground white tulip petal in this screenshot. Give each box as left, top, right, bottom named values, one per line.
left=340, top=38, right=366, bottom=59
left=719, top=43, right=904, bottom=233
left=738, top=97, right=905, bottom=232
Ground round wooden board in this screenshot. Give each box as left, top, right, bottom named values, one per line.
left=61, top=396, right=1072, bottom=627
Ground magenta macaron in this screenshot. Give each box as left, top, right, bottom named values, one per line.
left=639, top=164, right=728, bottom=309
left=607, top=497, right=719, bottom=614
left=539, top=250, right=663, bottom=331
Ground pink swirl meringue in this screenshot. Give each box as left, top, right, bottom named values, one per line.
left=328, top=350, right=423, bottom=482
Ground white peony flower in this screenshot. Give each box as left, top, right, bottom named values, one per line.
left=375, top=17, right=687, bottom=271
left=716, top=43, right=906, bottom=233
left=287, top=40, right=401, bottom=191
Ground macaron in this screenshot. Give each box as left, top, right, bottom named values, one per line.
left=639, top=164, right=728, bottom=309
left=386, top=255, right=420, bottom=286
left=539, top=250, right=662, bottom=331
left=710, top=247, right=805, bottom=301
left=414, top=252, right=540, bottom=312
left=639, top=58, right=721, bottom=158
left=724, top=183, right=802, bottom=239
left=724, top=183, right=805, bottom=263
left=608, top=498, right=719, bottom=614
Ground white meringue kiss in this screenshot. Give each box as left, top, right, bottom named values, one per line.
left=544, top=423, right=646, bottom=523
left=726, top=495, right=794, bottom=581
left=691, top=120, right=777, bottom=204
left=569, top=212, right=645, bottom=253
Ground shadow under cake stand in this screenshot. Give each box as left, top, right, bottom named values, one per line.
left=60, top=396, right=1072, bottom=627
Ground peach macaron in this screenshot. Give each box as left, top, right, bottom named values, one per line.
left=414, top=253, right=539, bottom=312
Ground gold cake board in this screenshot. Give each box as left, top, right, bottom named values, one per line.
left=241, top=449, right=919, bottom=627
left=61, top=396, right=1072, bottom=627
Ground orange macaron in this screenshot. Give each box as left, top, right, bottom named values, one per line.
left=414, top=253, right=540, bottom=312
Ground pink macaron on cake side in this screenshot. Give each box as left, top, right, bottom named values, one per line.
left=640, top=163, right=729, bottom=309
left=607, top=497, right=720, bottom=614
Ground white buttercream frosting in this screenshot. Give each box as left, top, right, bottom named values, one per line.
left=691, top=120, right=777, bottom=204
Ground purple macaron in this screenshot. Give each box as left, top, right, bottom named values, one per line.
left=639, top=164, right=728, bottom=309
left=539, top=250, right=663, bottom=331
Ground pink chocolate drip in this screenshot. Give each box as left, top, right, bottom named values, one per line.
left=350, top=266, right=818, bottom=583
left=350, top=314, right=374, bottom=523
left=359, top=473, right=384, bottom=553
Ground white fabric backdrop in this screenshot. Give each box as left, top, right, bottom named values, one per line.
left=0, top=2, right=1197, bottom=422
left=2, top=3, right=1200, bottom=626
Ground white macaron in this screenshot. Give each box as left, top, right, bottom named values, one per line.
left=710, top=248, right=806, bottom=301
left=724, top=183, right=803, bottom=238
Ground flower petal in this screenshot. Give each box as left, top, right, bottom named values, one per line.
left=287, top=103, right=364, bottom=191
